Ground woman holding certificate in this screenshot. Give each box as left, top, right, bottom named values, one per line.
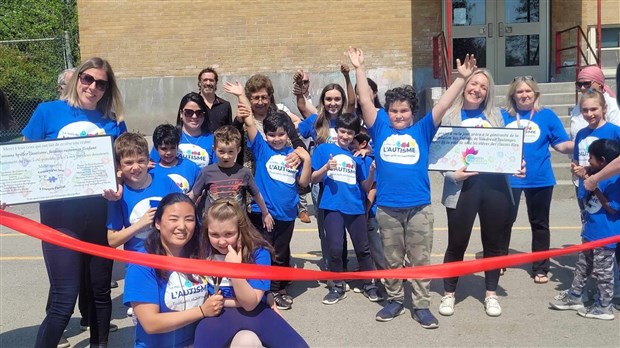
left=22, top=57, right=126, bottom=348
left=502, top=76, right=573, bottom=284
left=438, top=69, right=517, bottom=318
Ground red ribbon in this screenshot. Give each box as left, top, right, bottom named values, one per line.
left=2, top=209, right=619, bottom=280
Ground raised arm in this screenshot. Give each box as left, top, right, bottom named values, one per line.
left=431, top=54, right=477, bottom=127
left=347, top=47, right=377, bottom=127
left=224, top=81, right=252, bottom=122
left=341, top=63, right=356, bottom=113
left=237, top=102, right=257, bottom=143
left=293, top=70, right=315, bottom=118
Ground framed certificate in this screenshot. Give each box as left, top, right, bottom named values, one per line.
left=0, top=136, right=117, bottom=205
left=428, top=126, right=524, bottom=174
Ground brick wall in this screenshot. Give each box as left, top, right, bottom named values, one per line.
left=77, top=0, right=416, bottom=78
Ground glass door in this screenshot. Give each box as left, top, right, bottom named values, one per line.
left=448, top=0, right=548, bottom=84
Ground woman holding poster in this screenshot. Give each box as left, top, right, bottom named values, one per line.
left=438, top=69, right=517, bottom=318
left=22, top=57, right=126, bottom=347
left=502, top=76, right=574, bottom=285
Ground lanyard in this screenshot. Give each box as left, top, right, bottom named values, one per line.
left=516, top=109, right=535, bottom=130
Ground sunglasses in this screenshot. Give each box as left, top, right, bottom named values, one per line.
left=78, top=73, right=109, bottom=92
left=182, top=109, right=206, bottom=118
left=302, top=80, right=310, bottom=85
left=575, top=81, right=593, bottom=89
left=513, top=75, right=535, bottom=82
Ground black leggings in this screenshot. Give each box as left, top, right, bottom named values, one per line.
left=443, top=174, right=513, bottom=293
left=508, top=186, right=554, bottom=276
left=35, top=197, right=112, bottom=347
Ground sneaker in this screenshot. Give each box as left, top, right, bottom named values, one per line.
left=127, top=307, right=138, bottom=326
left=273, top=292, right=293, bottom=310
left=322, top=287, right=346, bottom=305
left=577, top=304, right=614, bottom=320
left=375, top=300, right=405, bottom=322
left=549, top=290, right=584, bottom=311
left=439, top=295, right=455, bottom=316
left=298, top=211, right=311, bottom=223
left=412, top=308, right=439, bottom=329
left=327, top=281, right=351, bottom=292
left=484, top=296, right=502, bottom=317
left=363, top=286, right=384, bottom=302
left=79, top=322, right=118, bottom=332
left=57, top=336, right=70, bottom=348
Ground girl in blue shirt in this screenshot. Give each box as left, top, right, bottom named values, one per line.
left=193, top=199, right=308, bottom=348
left=502, top=76, right=574, bottom=284
left=550, top=139, right=620, bottom=320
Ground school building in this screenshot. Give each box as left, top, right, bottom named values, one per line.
left=77, top=0, right=619, bottom=132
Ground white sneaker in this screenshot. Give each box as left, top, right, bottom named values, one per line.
left=484, top=295, right=502, bottom=317
left=439, top=295, right=455, bottom=316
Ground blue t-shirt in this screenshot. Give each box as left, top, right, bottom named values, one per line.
left=149, top=158, right=200, bottom=194
left=150, top=131, right=216, bottom=168
left=207, top=248, right=271, bottom=299
left=369, top=109, right=438, bottom=208
left=311, top=142, right=366, bottom=215
left=107, top=173, right=182, bottom=251
left=573, top=123, right=620, bottom=190
left=581, top=175, right=620, bottom=249
left=124, top=257, right=209, bottom=348
left=503, top=108, right=569, bottom=188
left=249, top=132, right=301, bottom=221
left=22, top=100, right=127, bottom=140
left=297, top=114, right=337, bottom=144
left=459, top=109, right=493, bottom=127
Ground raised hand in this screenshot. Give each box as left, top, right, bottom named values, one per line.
left=237, top=103, right=252, bottom=120
left=346, top=46, right=364, bottom=68
left=223, top=81, right=244, bottom=97
left=293, top=69, right=304, bottom=85
left=455, top=54, right=477, bottom=80
left=340, top=63, right=350, bottom=75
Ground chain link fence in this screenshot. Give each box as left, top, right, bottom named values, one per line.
left=0, top=36, right=70, bottom=141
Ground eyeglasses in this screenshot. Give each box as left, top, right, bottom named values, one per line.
left=78, top=73, right=109, bottom=92
left=302, top=80, right=310, bottom=85
left=513, top=75, right=535, bottom=82
left=182, top=109, right=206, bottom=118
left=250, top=95, right=271, bottom=103
left=575, top=81, right=593, bottom=89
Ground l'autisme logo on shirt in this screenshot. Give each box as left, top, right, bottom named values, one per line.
left=266, top=154, right=297, bottom=184
left=178, top=144, right=209, bottom=167
left=327, top=154, right=356, bottom=185
left=380, top=134, right=420, bottom=164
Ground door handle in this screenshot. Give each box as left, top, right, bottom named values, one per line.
left=498, top=22, right=504, bottom=37
left=505, top=26, right=513, bottom=34
left=488, top=23, right=493, bottom=38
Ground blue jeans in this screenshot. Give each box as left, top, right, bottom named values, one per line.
left=35, top=198, right=112, bottom=347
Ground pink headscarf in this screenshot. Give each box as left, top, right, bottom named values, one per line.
left=577, top=66, right=616, bottom=98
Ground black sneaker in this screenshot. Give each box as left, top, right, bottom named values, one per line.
left=375, top=300, right=405, bottom=322
left=363, top=285, right=385, bottom=302
left=273, top=292, right=293, bottom=310
left=322, top=287, right=346, bottom=305
left=79, top=322, right=118, bottom=332
left=413, top=308, right=439, bottom=329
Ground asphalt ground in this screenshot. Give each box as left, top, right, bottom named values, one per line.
left=1, top=198, right=619, bottom=347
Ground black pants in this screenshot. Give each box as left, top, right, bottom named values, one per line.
left=249, top=213, right=295, bottom=292
left=443, top=174, right=513, bottom=293
left=36, top=197, right=112, bottom=347
left=508, top=186, right=554, bottom=276
left=324, top=210, right=374, bottom=286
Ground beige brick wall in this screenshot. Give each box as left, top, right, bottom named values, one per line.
left=78, top=0, right=417, bottom=78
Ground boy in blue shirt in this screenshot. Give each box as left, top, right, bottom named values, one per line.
left=107, top=132, right=181, bottom=252
left=551, top=139, right=620, bottom=320
left=348, top=47, right=477, bottom=328
left=311, top=112, right=379, bottom=305
left=150, top=124, right=200, bottom=194
left=240, top=104, right=312, bottom=310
